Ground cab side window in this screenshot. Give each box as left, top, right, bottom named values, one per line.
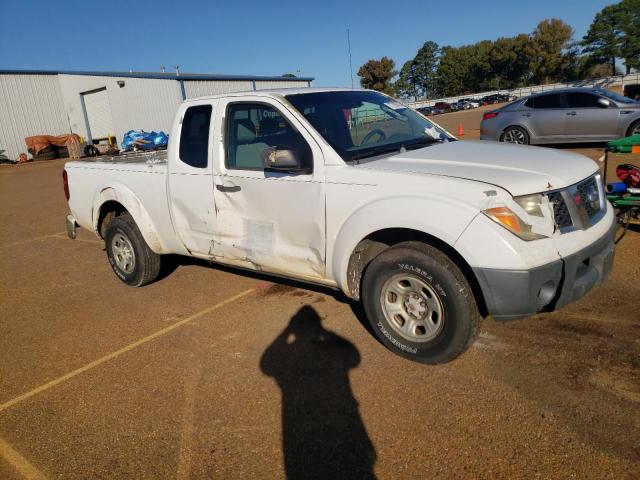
left=566, top=92, right=601, bottom=108
left=179, top=105, right=212, bottom=168
left=529, top=93, right=563, bottom=109
left=226, top=103, right=312, bottom=171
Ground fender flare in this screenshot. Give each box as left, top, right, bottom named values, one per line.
left=330, top=194, right=478, bottom=296
left=92, top=184, right=168, bottom=254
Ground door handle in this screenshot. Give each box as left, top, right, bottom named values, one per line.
left=522, top=113, right=531, bottom=117
left=566, top=111, right=577, bottom=116
left=216, top=183, right=241, bottom=192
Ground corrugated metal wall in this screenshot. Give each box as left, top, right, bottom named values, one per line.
left=183, top=80, right=254, bottom=98
left=58, top=75, right=183, bottom=144
left=0, top=74, right=312, bottom=159
left=183, top=79, right=311, bottom=98
left=254, top=80, right=311, bottom=90
left=0, top=74, right=68, bottom=159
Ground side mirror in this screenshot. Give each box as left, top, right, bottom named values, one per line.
left=597, top=98, right=611, bottom=108
left=261, top=146, right=301, bottom=171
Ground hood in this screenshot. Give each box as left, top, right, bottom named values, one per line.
left=354, top=140, right=598, bottom=196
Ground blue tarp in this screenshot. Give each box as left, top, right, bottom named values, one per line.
left=121, top=130, right=169, bottom=151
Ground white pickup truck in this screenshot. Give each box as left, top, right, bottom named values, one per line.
left=63, top=88, right=616, bottom=364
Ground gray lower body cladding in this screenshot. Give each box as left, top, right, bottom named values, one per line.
left=473, top=220, right=616, bottom=320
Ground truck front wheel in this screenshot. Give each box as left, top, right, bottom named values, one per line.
left=105, top=213, right=161, bottom=287
left=361, top=242, right=479, bottom=364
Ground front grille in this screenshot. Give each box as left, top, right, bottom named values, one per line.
left=545, top=174, right=603, bottom=232
left=547, top=191, right=572, bottom=228
left=576, top=176, right=601, bottom=218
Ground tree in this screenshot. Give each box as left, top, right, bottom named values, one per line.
left=582, top=4, right=623, bottom=75
left=357, top=57, right=397, bottom=94
left=434, top=41, right=495, bottom=96
left=282, top=73, right=297, bottom=78
left=527, top=19, right=574, bottom=84
left=395, top=60, right=421, bottom=100
left=395, top=41, right=439, bottom=100
left=435, top=45, right=474, bottom=96
left=412, top=41, right=439, bottom=98
left=583, top=0, right=640, bottom=74
left=488, top=34, right=530, bottom=88
left=618, top=0, right=640, bottom=72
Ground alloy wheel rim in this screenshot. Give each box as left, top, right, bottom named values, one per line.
left=111, top=233, right=135, bottom=274
left=379, top=273, right=445, bottom=343
left=504, top=129, right=526, bottom=144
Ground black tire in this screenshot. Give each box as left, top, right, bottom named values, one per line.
left=361, top=242, right=480, bottom=364
left=104, top=213, right=161, bottom=287
left=627, top=120, right=640, bottom=137
left=56, top=146, right=69, bottom=158
left=34, top=146, right=58, bottom=160
left=84, top=145, right=100, bottom=157
left=501, top=126, right=530, bottom=145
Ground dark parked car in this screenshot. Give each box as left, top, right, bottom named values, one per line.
left=480, top=87, right=640, bottom=145
left=416, top=106, right=436, bottom=116
left=432, top=102, right=452, bottom=114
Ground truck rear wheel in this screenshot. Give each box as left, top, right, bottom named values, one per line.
left=361, top=242, right=479, bottom=364
left=105, top=213, right=161, bottom=287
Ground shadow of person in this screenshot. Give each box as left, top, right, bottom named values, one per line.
left=260, top=306, right=377, bottom=480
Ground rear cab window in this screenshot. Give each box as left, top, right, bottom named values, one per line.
left=179, top=105, right=212, bottom=168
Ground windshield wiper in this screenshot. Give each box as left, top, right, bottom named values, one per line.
left=403, top=137, right=440, bottom=150
left=350, top=145, right=404, bottom=162
left=349, top=136, right=444, bottom=163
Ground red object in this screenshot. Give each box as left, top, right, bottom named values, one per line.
left=616, top=164, right=640, bottom=188
left=483, top=112, right=499, bottom=120
left=62, top=169, right=70, bottom=201
left=457, top=122, right=464, bottom=136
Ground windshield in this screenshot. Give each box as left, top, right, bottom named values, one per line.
left=597, top=89, right=639, bottom=104
left=286, top=90, right=451, bottom=162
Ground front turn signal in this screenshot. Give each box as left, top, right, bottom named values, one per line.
left=483, top=206, right=545, bottom=241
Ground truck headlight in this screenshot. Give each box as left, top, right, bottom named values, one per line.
left=513, top=194, right=544, bottom=217
left=483, top=205, right=546, bottom=241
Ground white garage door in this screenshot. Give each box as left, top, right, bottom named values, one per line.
left=82, top=88, right=115, bottom=140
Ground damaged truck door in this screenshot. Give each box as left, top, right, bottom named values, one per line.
left=168, top=101, right=219, bottom=255
left=210, top=97, right=326, bottom=279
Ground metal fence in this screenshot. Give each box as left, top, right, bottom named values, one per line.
left=407, top=72, right=640, bottom=109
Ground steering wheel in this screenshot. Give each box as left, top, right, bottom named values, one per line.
left=360, top=129, right=387, bottom=146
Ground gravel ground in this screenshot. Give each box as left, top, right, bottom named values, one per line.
left=0, top=108, right=638, bottom=479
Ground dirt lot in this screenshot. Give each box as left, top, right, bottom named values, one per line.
left=1, top=109, right=639, bottom=479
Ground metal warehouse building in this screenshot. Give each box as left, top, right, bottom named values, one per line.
left=0, top=70, right=313, bottom=160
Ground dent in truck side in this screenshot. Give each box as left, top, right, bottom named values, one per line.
left=207, top=96, right=327, bottom=280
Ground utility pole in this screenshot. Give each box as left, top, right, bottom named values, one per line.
left=347, top=28, right=354, bottom=88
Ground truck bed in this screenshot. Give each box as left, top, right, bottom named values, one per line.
left=65, top=149, right=174, bottom=253
left=73, top=150, right=168, bottom=168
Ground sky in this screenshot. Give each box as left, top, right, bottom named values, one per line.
left=0, top=0, right=614, bottom=87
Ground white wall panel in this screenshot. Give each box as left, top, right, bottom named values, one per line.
left=254, top=80, right=311, bottom=90
left=58, top=75, right=183, bottom=146
left=0, top=74, right=313, bottom=158
left=183, top=80, right=254, bottom=98
left=83, top=88, right=115, bottom=140
left=0, top=74, right=68, bottom=159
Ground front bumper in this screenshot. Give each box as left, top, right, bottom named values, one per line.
left=473, top=219, right=616, bottom=320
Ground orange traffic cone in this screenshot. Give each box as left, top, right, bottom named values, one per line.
left=457, top=122, right=464, bottom=136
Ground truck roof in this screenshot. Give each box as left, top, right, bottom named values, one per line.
left=186, top=87, right=367, bottom=103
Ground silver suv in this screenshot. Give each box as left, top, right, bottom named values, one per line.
left=480, top=88, right=640, bottom=145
